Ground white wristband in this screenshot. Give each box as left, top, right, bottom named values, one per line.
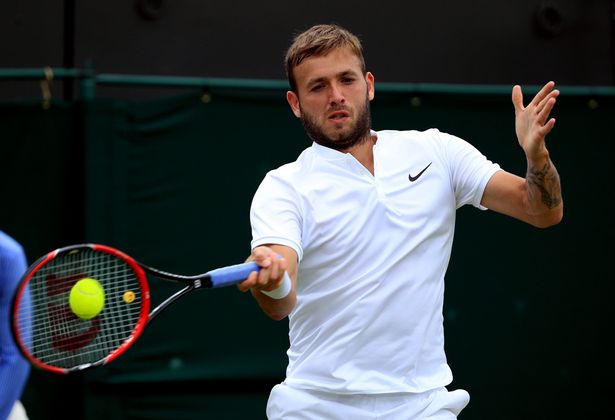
left=261, top=271, right=292, bottom=299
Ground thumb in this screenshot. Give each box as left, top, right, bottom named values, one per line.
left=511, top=85, right=523, bottom=113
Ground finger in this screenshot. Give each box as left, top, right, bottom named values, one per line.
left=511, top=85, right=524, bottom=113
left=252, top=250, right=273, bottom=268
left=540, top=118, right=557, bottom=136
left=237, top=271, right=258, bottom=292
left=258, top=258, right=280, bottom=290
left=537, top=97, right=557, bottom=124
left=256, top=267, right=272, bottom=288
left=264, top=257, right=284, bottom=290
left=529, top=81, right=555, bottom=108
left=535, top=90, right=559, bottom=115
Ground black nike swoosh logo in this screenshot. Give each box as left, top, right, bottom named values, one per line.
left=408, top=162, right=432, bottom=182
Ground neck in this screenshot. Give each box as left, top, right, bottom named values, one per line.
left=343, top=132, right=377, bottom=174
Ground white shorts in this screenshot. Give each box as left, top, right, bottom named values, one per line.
left=266, top=384, right=470, bottom=420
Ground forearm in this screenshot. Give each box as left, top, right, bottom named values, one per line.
left=525, top=152, right=563, bottom=226
left=251, top=283, right=297, bottom=321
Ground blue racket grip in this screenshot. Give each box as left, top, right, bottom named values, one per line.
left=207, top=261, right=260, bottom=288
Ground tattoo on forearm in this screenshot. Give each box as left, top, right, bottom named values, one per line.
left=527, top=160, right=562, bottom=209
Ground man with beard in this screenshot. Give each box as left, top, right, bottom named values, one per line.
left=238, top=24, right=563, bottom=419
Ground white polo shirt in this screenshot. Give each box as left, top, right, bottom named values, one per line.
left=250, top=129, right=500, bottom=394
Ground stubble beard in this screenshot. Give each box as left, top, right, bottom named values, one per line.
left=300, top=96, right=372, bottom=152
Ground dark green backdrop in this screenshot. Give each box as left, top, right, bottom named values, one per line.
left=1, top=84, right=613, bottom=419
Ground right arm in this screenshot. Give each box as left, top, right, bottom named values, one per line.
left=238, top=244, right=298, bottom=320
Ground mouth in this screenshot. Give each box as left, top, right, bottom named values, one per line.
left=327, top=110, right=350, bottom=123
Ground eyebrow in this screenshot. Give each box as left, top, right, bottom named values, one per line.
left=305, top=70, right=360, bottom=88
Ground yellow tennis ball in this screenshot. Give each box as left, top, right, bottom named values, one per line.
left=69, top=278, right=105, bottom=319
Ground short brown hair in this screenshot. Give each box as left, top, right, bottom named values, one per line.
left=285, top=24, right=366, bottom=92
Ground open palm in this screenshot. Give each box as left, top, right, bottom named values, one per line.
left=512, top=81, right=559, bottom=160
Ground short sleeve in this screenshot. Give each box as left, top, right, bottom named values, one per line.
left=250, top=171, right=304, bottom=261
left=439, top=131, right=501, bottom=210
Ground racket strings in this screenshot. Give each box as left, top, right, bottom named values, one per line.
left=14, top=248, right=145, bottom=369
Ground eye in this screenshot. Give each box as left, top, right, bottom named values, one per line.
left=310, top=84, right=324, bottom=92
left=341, top=76, right=355, bottom=84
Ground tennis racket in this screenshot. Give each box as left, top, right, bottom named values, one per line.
left=11, top=243, right=259, bottom=374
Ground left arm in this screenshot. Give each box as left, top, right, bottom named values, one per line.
left=481, top=81, right=563, bottom=228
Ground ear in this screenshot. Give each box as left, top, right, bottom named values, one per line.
left=366, top=72, right=375, bottom=101
left=286, top=91, right=302, bottom=118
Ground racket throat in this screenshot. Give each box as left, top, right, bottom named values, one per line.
left=148, top=285, right=198, bottom=322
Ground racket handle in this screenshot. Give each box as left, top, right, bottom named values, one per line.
left=207, top=262, right=260, bottom=288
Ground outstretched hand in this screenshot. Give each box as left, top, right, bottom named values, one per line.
left=512, top=81, right=559, bottom=160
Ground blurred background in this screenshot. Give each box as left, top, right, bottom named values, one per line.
left=1, top=1, right=613, bottom=419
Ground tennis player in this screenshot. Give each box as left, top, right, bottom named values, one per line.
left=239, top=24, right=563, bottom=419
left=1, top=231, right=30, bottom=420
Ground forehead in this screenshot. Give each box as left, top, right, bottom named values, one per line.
left=293, top=47, right=364, bottom=85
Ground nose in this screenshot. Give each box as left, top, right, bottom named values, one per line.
left=329, top=83, right=345, bottom=105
